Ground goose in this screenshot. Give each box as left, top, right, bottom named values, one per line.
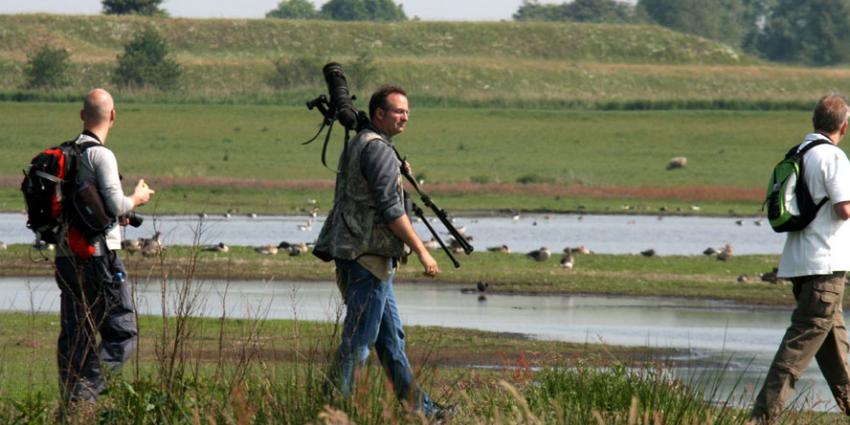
left=288, top=242, right=309, bottom=256
left=140, top=232, right=163, bottom=257
left=121, top=239, right=141, bottom=255
left=255, top=245, right=278, bottom=255
left=640, top=249, right=656, bottom=257
left=486, top=244, right=510, bottom=254
left=666, top=156, right=687, bottom=170
left=526, top=247, right=551, bottom=262
left=560, top=251, right=574, bottom=269
left=203, top=242, right=229, bottom=253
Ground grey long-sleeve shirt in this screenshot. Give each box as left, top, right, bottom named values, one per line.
left=57, top=132, right=134, bottom=256
left=360, top=133, right=405, bottom=224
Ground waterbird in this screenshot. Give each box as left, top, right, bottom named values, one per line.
left=203, top=242, right=229, bottom=253
left=486, top=244, right=511, bottom=253
left=140, top=232, right=163, bottom=257
left=526, top=247, right=551, bottom=262
left=716, top=243, right=734, bottom=261
left=735, top=220, right=744, bottom=226
left=737, top=274, right=749, bottom=283
left=568, top=246, right=593, bottom=255
left=0, top=241, right=7, bottom=250
left=121, top=239, right=141, bottom=255
left=288, top=242, right=309, bottom=256
left=703, top=247, right=720, bottom=256
left=255, top=245, right=278, bottom=255
left=139, top=231, right=162, bottom=257
left=666, top=156, right=687, bottom=170
left=423, top=238, right=439, bottom=251
left=640, top=249, right=656, bottom=257
left=760, top=268, right=779, bottom=283
left=560, top=251, right=574, bottom=269
left=476, top=281, right=488, bottom=292
left=297, top=222, right=312, bottom=232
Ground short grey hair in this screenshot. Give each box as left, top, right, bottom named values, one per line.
left=813, top=94, right=850, bottom=133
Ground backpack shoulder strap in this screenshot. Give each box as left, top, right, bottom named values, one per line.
left=792, top=138, right=833, bottom=158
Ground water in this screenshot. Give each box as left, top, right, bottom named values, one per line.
left=1, top=212, right=784, bottom=255
left=0, top=276, right=838, bottom=411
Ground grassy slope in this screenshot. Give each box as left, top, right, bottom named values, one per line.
left=1, top=14, right=849, bottom=107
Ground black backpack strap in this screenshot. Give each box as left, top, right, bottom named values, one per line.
left=794, top=138, right=833, bottom=207
left=790, top=138, right=832, bottom=158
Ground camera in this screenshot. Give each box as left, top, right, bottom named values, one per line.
left=124, top=212, right=144, bottom=228
left=306, top=63, right=369, bottom=133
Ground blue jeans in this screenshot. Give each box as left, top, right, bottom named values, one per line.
left=328, top=259, right=435, bottom=414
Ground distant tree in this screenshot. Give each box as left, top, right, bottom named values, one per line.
left=266, top=0, right=319, bottom=19
left=514, top=0, right=637, bottom=24
left=320, top=0, right=407, bottom=21
left=637, top=0, right=747, bottom=46
left=23, top=46, right=71, bottom=89
left=755, top=0, right=850, bottom=65
left=113, top=28, right=181, bottom=90
left=102, top=0, right=166, bottom=16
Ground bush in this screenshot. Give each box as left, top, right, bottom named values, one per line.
left=23, top=46, right=71, bottom=89
left=268, top=55, right=325, bottom=90
left=266, top=0, right=319, bottom=19
left=102, top=0, right=167, bottom=16
left=113, top=27, right=182, bottom=90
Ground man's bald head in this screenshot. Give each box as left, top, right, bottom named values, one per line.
left=82, top=88, right=114, bottom=126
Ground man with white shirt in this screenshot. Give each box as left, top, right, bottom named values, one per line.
left=54, top=89, right=154, bottom=406
left=751, top=94, right=850, bottom=423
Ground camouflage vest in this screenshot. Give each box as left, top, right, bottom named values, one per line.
left=313, top=129, right=405, bottom=261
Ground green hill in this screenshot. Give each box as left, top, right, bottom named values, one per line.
left=1, top=14, right=848, bottom=109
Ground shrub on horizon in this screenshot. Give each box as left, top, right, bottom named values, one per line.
left=113, top=28, right=182, bottom=91
left=23, top=46, right=71, bottom=90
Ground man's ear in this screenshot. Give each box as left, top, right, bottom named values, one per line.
left=841, top=121, right=848, bottom=138
left=109, top=109, right=116, bottom=127
left=80, top=109, right=85, bottom=122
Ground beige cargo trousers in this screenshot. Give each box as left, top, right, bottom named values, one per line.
left=752, top=272, right=850, bottom=423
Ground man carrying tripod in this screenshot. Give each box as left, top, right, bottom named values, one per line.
left=315, top=84, right=452, bottom=420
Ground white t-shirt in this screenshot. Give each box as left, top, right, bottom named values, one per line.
left=778, top=133, right=850, bottom=277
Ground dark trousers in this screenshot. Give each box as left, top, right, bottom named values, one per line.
left=55, top=251, right=137, bottom=402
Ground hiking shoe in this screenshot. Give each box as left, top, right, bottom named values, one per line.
left=429, top=402, right=458, bottom=424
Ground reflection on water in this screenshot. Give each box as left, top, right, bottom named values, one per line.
left=1, top=212, right=784, bottom=255
left=1, top=276, right=841, bottom=411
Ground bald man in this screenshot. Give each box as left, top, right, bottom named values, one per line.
left=54, top=89, right=154, bottom=406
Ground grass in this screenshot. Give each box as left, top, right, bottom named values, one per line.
left=0, top=244, right=796, bottom=305
left=0, top=102, right=829, bottom=215
left=0, top=14, right=849, bottom=108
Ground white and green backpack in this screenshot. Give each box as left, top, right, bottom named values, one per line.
left=765, top=139, right=832, bottom=232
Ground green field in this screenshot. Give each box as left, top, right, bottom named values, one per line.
left=0, top=102, right=831, bottom=215
left=1, top=14, right=849, bottom=109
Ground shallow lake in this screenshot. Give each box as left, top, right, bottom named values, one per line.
left=1, top=212, right=784, bottom=256
left=0, top=277, right=839, bottom=411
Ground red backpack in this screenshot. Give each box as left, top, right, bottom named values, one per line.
left=21, top=140, right=102, bottom=256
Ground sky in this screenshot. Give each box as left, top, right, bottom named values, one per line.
left=0, top=0, right=633, bottom=21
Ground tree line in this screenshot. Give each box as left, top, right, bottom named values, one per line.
left=102, top=0, right=850, bottom=66
left=514, top=0, right=850, bottom=66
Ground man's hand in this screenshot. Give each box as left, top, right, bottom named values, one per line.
left=387, top=214, right=440, bottom=278
left=131, top=179, right=155, bottom=207
left=417, top=249, right=440, bottom=277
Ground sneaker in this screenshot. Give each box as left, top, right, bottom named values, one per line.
left=429, top=402, right=458, bottom=424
